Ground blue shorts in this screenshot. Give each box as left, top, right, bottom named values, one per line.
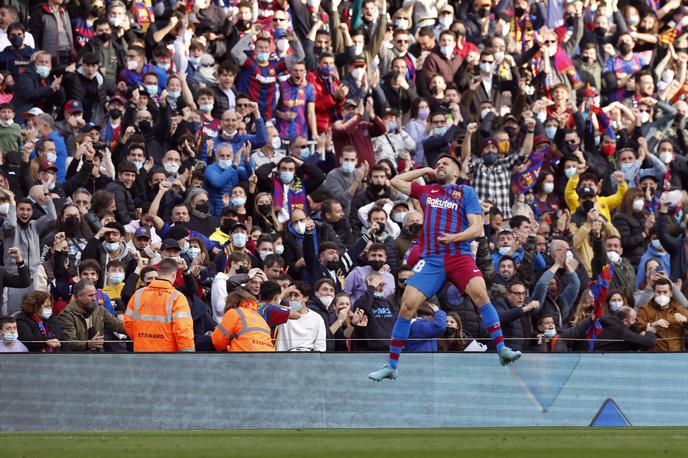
left=406, top=254, right=483, bottom=298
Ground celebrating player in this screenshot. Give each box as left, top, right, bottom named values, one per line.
left=369, top=155, right=521, bottom=381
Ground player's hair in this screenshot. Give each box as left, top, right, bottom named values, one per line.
left=259, top=280, right=282, bottom=302
left=291, top=281, right=310, bottom=298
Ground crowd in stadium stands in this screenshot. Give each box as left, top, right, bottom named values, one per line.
left=1, top=0, right=688, bottom=354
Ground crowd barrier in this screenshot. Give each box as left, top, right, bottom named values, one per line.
left=1, top=353, right=687, bottom=431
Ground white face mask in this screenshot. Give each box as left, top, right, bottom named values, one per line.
left=351, top=67, right=365, bottom=81
left=127, top=59, right=138, bottom=71
left=164, top=162, right=180, bottom=174
left=543, top=182, right=554, bottom=194
left=271, top=137, right=282, bottom=149
left=276, top=39, right=290, bottom=53
left=548, top=45, right=558, bottom=57
left=319, top=295, right=334, bottom=308
left=543, top=328, right=557, bottom=339
left=640, top=111, right=650, bottom=124
left=565, top=167, right=577, bottom=179
left=393, top=212, right=407, bottom=224
left=275, top=244, right=284, bottom=255
left=294, top=221, right=307, bottom=235
left=606, top=251, right=621, bottom=264
left=654, top=294, right=670, bottom=308
left=632, top=199, right=644, bottom=213
left=660, top=151, right=673, bottom=164
left=609, top=300, right=624, bottom=312
left=494, top=51, right=505, bottom=63
left=259, top=250, right=273, bottom=261
left=353, top=44, right=364, bottom=55
left=40, top=308, right=53, bottom=320
left=662, top=70, right=675, bottom=82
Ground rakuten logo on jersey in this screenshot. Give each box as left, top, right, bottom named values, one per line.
left=426, top=197, right=458, bottom=210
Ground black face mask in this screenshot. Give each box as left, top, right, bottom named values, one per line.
left=504, top=127, right=517, bottom=138
left=109, top=108, right=122, bottom=119
left=483, top=152, right=498, bottom=166
left=221, top=219, right=236, bottom=233
left=98, top=32, right=111, bottom=43
left=477, top=7, right=489, bottom=18
left=64, top=215, right=80, bottom=234
left=444, top=326, right=457, bottom=337
left=409, top=223, right=423, bottom=237
left=138, top=120, right=151, bottom=133
left=195, top=202, right=210, bottom=214
left=618, top=43, right=632, bottom=55
left=236, top=265, right=249, bottom=274
left=91, top=7, right=105, bottom=17
left=236, top=20, right=251, bottom=31
left=594, top=27, right=606, bottom=38
left=325, top=260, right=339, bottom=271
left=81, top=301, right=98, bottom=318
left=514, top=6, right=526, bottom=17
left=369, top=183, right=385, bottom=194
left=369, top=260, right=385, bottom=271
left=258, top=204, right=272, bottom=215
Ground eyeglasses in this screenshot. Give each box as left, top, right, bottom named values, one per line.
left=509, top=290, right=526, bottom=296
left=237, top=103, right=250, bottom=108
left=544, top=40, right=557, bottom=45
left=396, top=39, right=408, bottom=43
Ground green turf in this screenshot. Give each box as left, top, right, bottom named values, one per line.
left=3, top=428, right=687, bottom=458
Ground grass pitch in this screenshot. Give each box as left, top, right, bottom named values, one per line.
left=3, top=428, right=686, bottom=457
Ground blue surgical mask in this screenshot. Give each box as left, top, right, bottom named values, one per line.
left=373, top=291, right=385, bottom=298
left=35, top=65, right=50, bottom=79
left=232, top=233, right=247, bottom=248
left=188, top=247, right=201, bottom=260
left=564, top=167, right=576, bottom=179
left=433, top=126, right=447, bottom=136
left=498, top=246, right=511, bottom=255
left=104, top=241, right=119, bottom=253
left=300, top=147, right=311, bottom=158
left=280, top=171, right=294, bottom=183
left=289, top=299, right=302, bottom=311
left=188, top=56, right=200, bottom=66
left=109, top=272, right=125, bottom=284
left=231, top=197, right=246, bottom=207
left=609, top=301, right=623, bottom=312
left=256, top=52, right=270, bottom=63
left=2, top=331, right=18, bottom=343
left=651, top=239, right=663, bottom=251
left=145, top=85, right=158, bottom=97
left=341, top=162, right=356, bottom=174
left=199, top=103, right=214, bottom=114
left=47, top=153, right=57, bottom=163
left=218, top=159, right=232, bottom=169
left=388, top=121, right=397, bottom=132
left=620, top=161, right=640, bottom=180
left=48, top=182, right=55, bottom=191
left=133, top=161, right=144, bottom=171
left=545, top=126, right=557, bottom=139
left=167, top=90, right=181, bottom=99
left=543, top=328, right=557, bottom=339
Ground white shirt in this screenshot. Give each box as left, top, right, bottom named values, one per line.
left=0, top=29, right=36, bottom=52
left=211, top=272, right=230, bottom=324
left=0, top=340, right=28, bottom=352
left=275, top=308, right=326, bottom=351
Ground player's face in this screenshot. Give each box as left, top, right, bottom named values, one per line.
left=435, top=158, right=459, bottom=184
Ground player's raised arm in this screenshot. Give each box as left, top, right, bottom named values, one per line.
left=390, top=167, right=435, bottom=196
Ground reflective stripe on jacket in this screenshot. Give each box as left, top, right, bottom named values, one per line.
left=212, top=305, right=274, bottom=352
left=123, top=280, right=195, bottom=352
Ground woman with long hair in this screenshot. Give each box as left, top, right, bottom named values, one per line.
left=439, top=312, right=467, bottom=352
left=403, top=97, right=431, bottom=165
left=611, top=187, right=649, bottom=268
left=15, top=291, right=69, bottom=352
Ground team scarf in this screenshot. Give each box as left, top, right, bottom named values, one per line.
left=512, top=16, right=536, bottom=53
left=511, top=145, right=557, bottom=195
left=272, top=176, right=307, bottom=215
left=588, top=105, right=616, bottom=141
left=287, top=222, right=318, bottom=255
left=585, top=263, right=614, bottom=351
left=551, top=46, right=584, bottom=90
left=33, top=314, right=56, bottom=353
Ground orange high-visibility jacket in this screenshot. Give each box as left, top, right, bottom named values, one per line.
left=123, top=280, right=195, bottom=352
left=212, top=302, right=274, bottom=352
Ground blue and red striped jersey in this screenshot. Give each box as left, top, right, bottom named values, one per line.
left=410, top=182, right=482, bottom=257
left=236, top=56, right=287, bottom=120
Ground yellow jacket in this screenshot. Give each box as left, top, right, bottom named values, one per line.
left=571, top=220, right=620, bottom=276
left=564, top=175, right=627, bottom=222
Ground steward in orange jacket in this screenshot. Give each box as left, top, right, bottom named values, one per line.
left=212, top=289, right=274, bottom=352
left=124, top=258, right=195, bottom=352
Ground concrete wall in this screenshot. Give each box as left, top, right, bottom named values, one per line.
left=1, top=353, right=687, bottom=431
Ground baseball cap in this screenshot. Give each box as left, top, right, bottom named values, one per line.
left=480, top=137, right=499, bottom=151
left=64, top=99, right=84, bottom=115
left=80, top=122, right=100, bottom=133
left=352, top=56, right=367, bottom=66
left=533, top=134, right=551, bottom=146
left=439, top=4, right=454, bottom=14
left=160, top=238, right=182, bottom=251
left=135, top=227, right=151, bottom=239
left=579, top=186, right=596, bottom=199
left=343, top=99, right=357, bottom=109
left=39, top=160, right=58, bottom=172
left=23, top=107, right=44, bottom=117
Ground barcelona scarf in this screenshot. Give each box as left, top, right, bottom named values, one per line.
left=551, top=47, right=584, bottom=90
left=585, top=263, right=614, bottom=351
left=511, top=145, right=557, bottom=195
left=273, top=176, right=306, bottom=215
left=588, top=105, right=616, bottom=142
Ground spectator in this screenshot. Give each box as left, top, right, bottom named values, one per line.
left=350, top=272, right=397, bottom=352
left=275, top=281, right=326, bottom=352
left=405, top=303, right=447, bottom=352
left=15, top=291, right=68, bottom=352
left=344, top=243, right=395, bottom=303
left=0, top=315, right=28, bottom=352
left=493, top=280, right=541, bottom=352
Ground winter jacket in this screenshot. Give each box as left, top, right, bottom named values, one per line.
left=493, top=296, right=535, bottom=352
left=12, top=66, right=65, bottom=123
left=306, top=70, right=342, bottom=134
left=656, top=211, right=688, bottom=282
left=204, top=163, right=250, bottom=217
left=531, top=268, right=581, bottom=330
left=29, top=4, right=74, bottom=59
left=635, top=299, right=688, bottom=352
left=611, top=211, right=647, bottom=267
left=405, top=310, right=447, bottom=352
left=105, top=180, right=137, bottom=224
left=589, top=314, right=657, bottom=352
left=351, top=288, right=397, bottom=352
left=15, top=311, right=70, bottom=352
left=62, top=66, right=107, bottom=124
left=636, top=243, right=671, bottom=288
left=57, top=300, right=125, bottom=352
left=1, top=199, right=56, bottom=275
left=591, top=233, right=637, bottom=300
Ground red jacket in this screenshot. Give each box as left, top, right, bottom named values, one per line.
left=307, top=71, right=342, bottom=134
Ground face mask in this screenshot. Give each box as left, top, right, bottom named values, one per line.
left=199, top=103, right=214, bottom=114
left=498, top=246, right=510, bottom=256
left=651, top=239, right=663, bottom=251
left=351, top=67, right=365, bottom=80
left=127, top=59, right=138, bottom=71
left=618, top=43, right=632, bottom=55
left=275, top=244, right=284, bottom=255
left=256, top=52, right=270, bottom=63
left=433, top=126, right=447, bottom=136
left=289, top=300, right=302, bottom=311
left=395, top=18, right=409, bottom=29
left=109, top=272, right=125, bottom=284
left=0, top=119, right=14, bottom=127
left=543, top=182, right=554, bottom=194
left=369, top=260, right=385, bottom=271
left=188, top=56, right=201, bottom=66
left=109, top=17, right=123, bottom=28
left=640, top=111, right=650, bottom=124
left=40, top=308, right=53, bottom=320
left=325, top=260, right=339, bottom=270
left=440, top=46, right=453, bottom=57
left=609, top=301, right=624, bottom=312
left=187, top=247, right=201, bottom=260
left=157, top=63, right=171, bottom=72
left=276, top=39, right=290, bottom=53
left=280, top=171, right=294, bottom=184
left=300, top=147, right=312, bottom=159
left=0, top=203, right=9, bottom=214
left=418, top=107, right=430, bottom=121
left=514, top=6, right=526, bottom=17
left=195, top=202, right=210, bottom=214
left=82, top=301, right=98, bottom=318
left=138, top=120, right=151, bottom=133
left=232, top=233, right=247, bottom=248
left=218, top=159, right=232, bottom=169
left=494, top=51, right=505, bottom=63
left=258, top=204, right=273, bottom=216
left=319, top=295, right=334, bottom=308
left=104, top=241, right=120, bottom=253
left=145, top=85, right=159, bottom=97
left=632, top=199, right=644, bottom=213
left=373, top=291, right=385, bottom=298
left=660, top=151, right=673, bottom=164
left=294, top=220, right=307, bottom=235
left=543, top=328, right=557, bottom=339
left=409, top=223, right=423, bottom=237
left=627, top=16, right=639, bottom=26
left=109, top=108, right=122, bottom=119
left=353, top=44, right=364, bottom=55
left=2, top=331, right=18, bottom=343
left=479, top=62, right=494, bottom=73
left=545, top=126, right=557, bottom=140
left=564, top=167, right=576, bottom=179
left=46, top=152, right=57, bottom=163
left=524, top=84, right=535, bottom=96
left=35, top=65, right=50, bottom=79
left=131, top=161, right=143, bottom=171
left=480, top=107, right=492, bottom=120
left=386, top=121, right=397, bottom=132
left=439, top=16, right=452, bottom=27
left=236, top=265, right=249, bottom=274
left=231, top=197, right=246, bottom=207
left=547, top=45, right=558, bottom=57
left=167, top=90, right=181, bottom=99
left=393, top=212, right=407, bottom=224
left=606, top=251, right=621, bottom=264
left=271, top=137, right=282, bottom=149
left=654, top=295, right=670, bottom=308
left=199, top=67, right=216, bottom=80
left=341, top=161, right=356, bottom=174
left=601, top=143, right=616, bottom=157
left=9, top=35, right=22, bottom=48
left=164, top=162, right=180, bottom=174
left=483, top=152, right=498, bottom=166
left=477, top=7, right=489, bottom=18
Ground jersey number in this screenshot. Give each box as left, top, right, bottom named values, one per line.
left=412, top=260, right=426, bottom=273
